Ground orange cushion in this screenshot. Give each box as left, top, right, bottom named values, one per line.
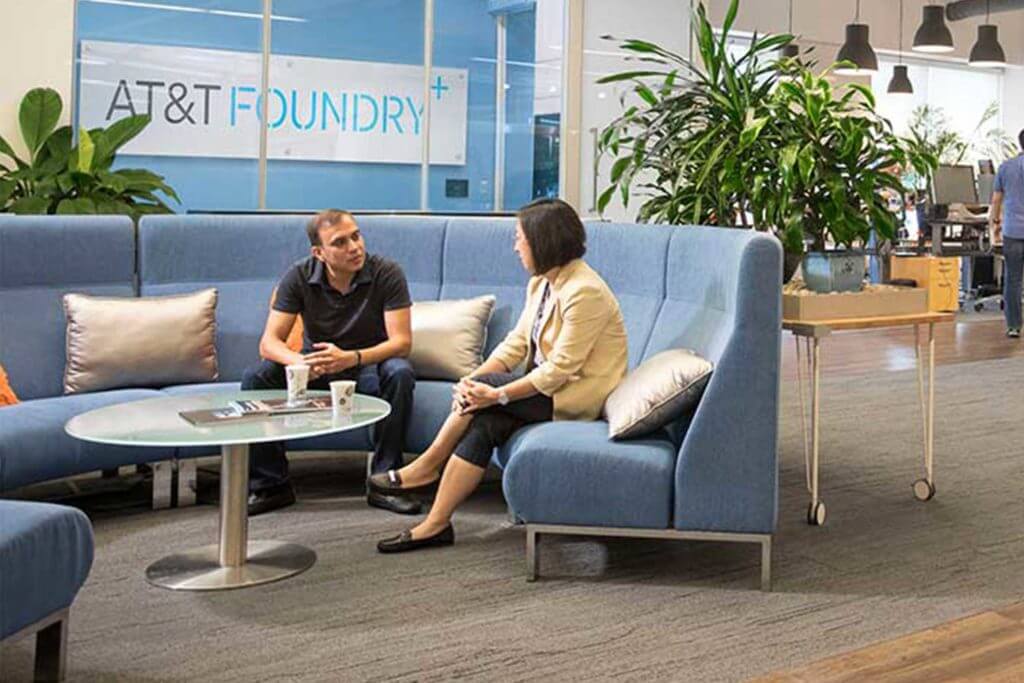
left=269, top=287, right=304, bottom=353
left=0, top=363, right=18, bottom=406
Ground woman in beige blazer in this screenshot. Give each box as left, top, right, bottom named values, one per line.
left=372, top=198, right=628, bottom=553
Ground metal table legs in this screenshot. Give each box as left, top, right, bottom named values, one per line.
left=795, top=336, right=826, bottom=526
left=794, top=323, right=938, bottom=526
left=145, top=444, right=316, bottom=591
left=912, top=324, right=938, bottom=501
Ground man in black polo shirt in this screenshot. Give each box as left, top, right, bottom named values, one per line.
left=241, top=209, right=419, bottom=516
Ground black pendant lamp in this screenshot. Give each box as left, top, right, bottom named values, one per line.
left=970, top=0, right=1007, bottom=67
left=888, top=0, right=914, bottom=94
left=836, top=0, right=878, bottom=75
left=913, top=2, right=954, bottom=53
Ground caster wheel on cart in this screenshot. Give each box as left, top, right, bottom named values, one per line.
left=913, top=479, right=935, bottom=501
left=806, top=501, right=827, bottom=526
left=974, top=302, right=985, bottom=312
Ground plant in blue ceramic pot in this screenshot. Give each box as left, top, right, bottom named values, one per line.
left=771, top=62, right=935, bottom=293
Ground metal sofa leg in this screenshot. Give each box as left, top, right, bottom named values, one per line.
left=761, top=537, right=773, bottom=592
left=526, top=527, right=539, bottom=582
left=33, top=616, right=68, bottom=682
left=175, top=458, right=197, bottom=507
left=152, top=460, right=172, bottom=510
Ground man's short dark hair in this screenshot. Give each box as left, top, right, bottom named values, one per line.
left=307, top=209, right=355, bottom=246
left=1018, top=129, right=1024, bottom=151
left=517, top=198, right=587, bottom=274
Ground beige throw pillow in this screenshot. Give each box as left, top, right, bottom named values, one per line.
left=604, top=349, right=713, bottom=440
left=410, top=296, right=495, bottom=380
left=63, top=289, right=219, bottom=394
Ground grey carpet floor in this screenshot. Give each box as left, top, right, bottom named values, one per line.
left=3, top=357, right=1024, bottom=682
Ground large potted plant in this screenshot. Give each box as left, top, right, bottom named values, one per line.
left=770, top=65, right=933, bottom=292
left=596, top=0, right=793, bottom=255
left=0, top=88, right=178, bottom=219
left=596, top=0, right=935, bottom=291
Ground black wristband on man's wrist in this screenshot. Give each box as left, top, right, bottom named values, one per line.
left=354, top=350, right=362, bottom=368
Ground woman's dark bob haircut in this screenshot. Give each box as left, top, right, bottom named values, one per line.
left=517, top=198, right=587, bottom=274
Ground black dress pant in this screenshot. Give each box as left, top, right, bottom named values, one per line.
left=241, top=357, right=415, bottom=492
left=454, top=372, right=553, bottom=468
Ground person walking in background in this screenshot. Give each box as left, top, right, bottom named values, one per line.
left=991, top=130, right=1024, bottom=338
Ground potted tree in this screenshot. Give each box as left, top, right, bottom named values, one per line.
left=770, top=65, right=933, bottom=292
left=595, top=0, right=796, bottom=270
left=596, top=0, right=936, bottom=291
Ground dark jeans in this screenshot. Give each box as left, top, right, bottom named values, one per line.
left=241, top=357, right=415, bottom=492
left=454, top=372, right=553, bottom=468
left=1004, top=236, right=1024, bottom=330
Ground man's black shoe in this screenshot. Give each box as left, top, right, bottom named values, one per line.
left=247, top=482, right=296, bottom=516
left=367, top=489, right=422, bottom=515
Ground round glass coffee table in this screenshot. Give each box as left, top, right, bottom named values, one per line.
left=65, top=390, right=390, bottom=591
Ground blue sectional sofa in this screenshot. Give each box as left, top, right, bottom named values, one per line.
left=0, top=214, right=781, bottom=589
left=0, top=500, right=94, bottom=680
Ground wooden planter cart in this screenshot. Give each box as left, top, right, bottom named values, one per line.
left=782, top=281, right=955, bottom=526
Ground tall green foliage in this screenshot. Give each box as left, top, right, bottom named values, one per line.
left=597, top=0, right=937, bottom=256
left=0, top=88, right=179, bottom=220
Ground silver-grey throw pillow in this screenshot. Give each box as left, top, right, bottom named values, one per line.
left=63, top=289, right=219, bottom=394
left=409, top=295, right=495, bottom=380
left=604, top=349, right=713, bottom=440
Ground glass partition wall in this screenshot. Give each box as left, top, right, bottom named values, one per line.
left=75, top=0, right=268, bottom=211
left=74, top=0, right=562, bottom=213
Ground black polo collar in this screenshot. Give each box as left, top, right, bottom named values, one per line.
left=308, top=256, right=375, bottom=291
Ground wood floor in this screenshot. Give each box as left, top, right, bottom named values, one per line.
left=780, top=314, right=1024, bottom=380
left=768, top=313, right=1024, bottom=682
left=756, top=603, right=1024, bottom=683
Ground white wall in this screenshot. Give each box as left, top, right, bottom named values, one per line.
left=578, top=0, right=690, bottom=221
left=533, top=0, right=564, bottom=116
left=0, top=1, right=76, bottom=160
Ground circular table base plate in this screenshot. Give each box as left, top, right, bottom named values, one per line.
left=146, top=540, right=316, bottom=591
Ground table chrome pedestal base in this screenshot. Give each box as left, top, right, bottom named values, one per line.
left=145, top=540, right=316, bottom=591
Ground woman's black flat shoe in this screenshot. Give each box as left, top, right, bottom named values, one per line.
left=377, top=524, right=455, bottom=554
left=368, top=469, right=438, bottom=495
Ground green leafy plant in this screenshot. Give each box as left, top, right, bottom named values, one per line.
left=769, top=66, right=934, bottom=252
left=595, top=0, right=790, bottom=230
left=0, top=87, right=179, bottom=219
left=596, top=0, right=936, bottom=271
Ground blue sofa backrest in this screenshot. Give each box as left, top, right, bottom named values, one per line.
left=138, top=214, right=450, bottom=381
left=0, top=216, right=136, bottom=400
left=139, top=215, right=310, bottom=382
left=138, top=215, right=778, bottom=382
left=657, top=228, right=782, bottom=534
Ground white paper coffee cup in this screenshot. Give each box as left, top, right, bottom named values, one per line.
left=330, top=379, right=356, bottom=416
left=285, top=364, right=310, bottom=404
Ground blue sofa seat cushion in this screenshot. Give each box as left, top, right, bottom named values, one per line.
left=0, top=500, right=94, bottom=639
left=501, top=421, right=677, bottom=529
left=0, top=390, right=171, bottom=492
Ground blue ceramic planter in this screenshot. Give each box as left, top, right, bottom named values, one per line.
left=802, top=251, right=866, bottom=293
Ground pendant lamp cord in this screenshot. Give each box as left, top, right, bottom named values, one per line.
left=899, top=0, right=904, bottom=64
left=855, top=0, right=860, bottom=22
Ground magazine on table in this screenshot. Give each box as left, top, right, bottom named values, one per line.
left=179, top=396, right=333, bottom=426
